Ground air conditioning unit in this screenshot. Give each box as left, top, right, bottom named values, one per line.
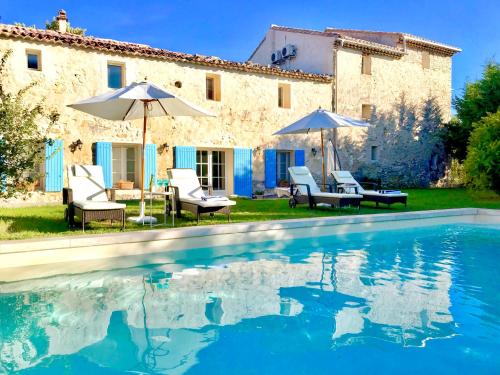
left=282, top=44, right=297, bottom=58
left=271, top=49, right=283, bottom=64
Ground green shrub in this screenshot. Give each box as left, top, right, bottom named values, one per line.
left=464, top=110, right=500, bottom=192
left=447, top=62, right=500, bottom=161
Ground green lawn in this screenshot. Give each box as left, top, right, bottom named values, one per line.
left=0, top=188, right=498, bottom=241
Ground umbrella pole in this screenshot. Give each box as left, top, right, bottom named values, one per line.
left=333, top=128, right=337, bottom=171
left=320, top=128, right=326, bottom=188
left=140, top=101, right=147, bottom=218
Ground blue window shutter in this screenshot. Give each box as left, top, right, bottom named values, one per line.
left=95, top=142, right=112, bottom=188
left=233, top=148, right=253, bottom=197
left=44, top=139, right=64, bottom=192
left=264, top=149, right=277, bottom=188
left=295, top=149, right=305, bottom=166
left=144, top=144, right=157, bottom=189
left=174, top=146, right=196, bottom=170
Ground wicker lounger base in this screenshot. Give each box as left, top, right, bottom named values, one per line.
left=363, top=195, right=407, bottom=207
left=175, top=200, right=231, bottom=223
left=290, top=195, right=361, bottom=210
left=69, top=205, right=125, bottom=232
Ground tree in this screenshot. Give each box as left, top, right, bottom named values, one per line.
left=0, top=49, right=59, bottom=199
left=463, top=109, right=500, bottom=192
left=45, top=18, right=86, bottom=36
left=447, top=62, right=500, bottom=160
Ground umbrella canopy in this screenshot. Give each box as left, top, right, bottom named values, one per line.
left=326, top=140, right=336, bottom=176
left=68, top=81, right=213, bottom=120
left=69, top=81, right=214, bottom=224
left=273, top=109, right=370, bottom=135
left=274, top=108, right=371, bottom=186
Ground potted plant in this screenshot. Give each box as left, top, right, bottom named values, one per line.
left=253, top=190, right=265, bottom=199
left=117, top=180, right=134, bottom=190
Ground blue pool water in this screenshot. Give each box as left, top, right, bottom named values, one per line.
left=0, top=224, right=499, bottom=374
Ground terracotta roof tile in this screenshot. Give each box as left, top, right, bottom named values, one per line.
left=271, top=25, right=460, bottom=56
left=0, top=24, right=332, bottom=82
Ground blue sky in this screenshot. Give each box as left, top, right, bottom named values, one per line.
left=0, top=0, right=498, bottom=102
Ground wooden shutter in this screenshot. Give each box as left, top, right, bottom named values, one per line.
left=362, top=54, right=371, bottom=75
left=294, top=149, right=305, bottom=166
left=94, top=142, right=112, bottom=188
left=264, top=149, right=277, bottom=188
left=44, top=139, right=64, bottom=192
left=144, top=144, right=157, bottom=189
left=233, top=148, right=253, bottom=197
left=174, top=146, right=196, bottom=170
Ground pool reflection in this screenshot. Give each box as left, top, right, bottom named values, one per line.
left=1, top=225, right=496, bottom=374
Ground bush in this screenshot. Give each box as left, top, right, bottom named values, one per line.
left=447, top=62, right=500, bottom=161
left=464, top=110, right=500, bottom=192
left=0, top=50, right=59, bottom=199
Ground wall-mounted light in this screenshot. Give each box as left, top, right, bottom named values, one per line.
left=311, top=147, right=318, bottom=157
left=160, top=142, right=170, bottom=153
left=69, top=139, right=83, bottom=153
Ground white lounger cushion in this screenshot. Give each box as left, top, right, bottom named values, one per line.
left=181, top=197, right=236, bottom=208
left=169, top=169, right=205, bottom=199
left=332, top=170, right=408, bottom=197
left=169, top=169, right=237, bottom=207
left=67, top=165, right=109, bottom=202
left=73, top=200, right=126, bottom=210
left=312, top=192, right=363, bottom=199
left=362, top=190, right=408, bottom=197
left=289, top=166, right=362, bottom=199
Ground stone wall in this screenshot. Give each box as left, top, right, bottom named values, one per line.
left=331, top=47, right=452, bottom=186
left=0, top=37, right=331, bottom=204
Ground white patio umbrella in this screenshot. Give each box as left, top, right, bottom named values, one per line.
left=326, top=139, right=335, bottom=176
left=274, top=108, right=371, bottom=186
left=69, top=81, right=214, bottom=224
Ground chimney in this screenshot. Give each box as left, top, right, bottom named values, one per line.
left=55, top=9, right=68, bottom=33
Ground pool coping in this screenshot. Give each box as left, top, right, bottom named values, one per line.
left=0, top=208, right=498, bottom=281
left=0, top=208, right=498, bottom=255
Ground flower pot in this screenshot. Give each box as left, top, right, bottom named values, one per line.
left=117, top=180, right=134, bottom=190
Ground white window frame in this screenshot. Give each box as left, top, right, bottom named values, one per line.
left=112, top=144, right=140, bottom=187
left=196, top=149, right=227, bottom=194
left=276, top=150, right=291, bottom=183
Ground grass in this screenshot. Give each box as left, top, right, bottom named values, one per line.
left=0, top=188, right=498, bottom=241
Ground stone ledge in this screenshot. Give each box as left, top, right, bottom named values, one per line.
left=0, top=208, right=498, bottom=282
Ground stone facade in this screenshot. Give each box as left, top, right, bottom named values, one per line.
left=0, top=27, right=331, bottom=204
left=0, top=19, right=460, bottom=205
left=250, top=25, right=459, bottom=187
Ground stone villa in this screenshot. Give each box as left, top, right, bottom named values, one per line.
left=0, top=11, right=460, bottom=203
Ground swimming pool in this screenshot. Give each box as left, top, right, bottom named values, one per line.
left=0, top=223, right=499, bottom=374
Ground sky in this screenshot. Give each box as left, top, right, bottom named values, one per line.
left=0, top=0, right=498, bottom=103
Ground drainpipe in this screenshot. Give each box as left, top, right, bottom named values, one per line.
left=332, top=38, right=343, bottom=170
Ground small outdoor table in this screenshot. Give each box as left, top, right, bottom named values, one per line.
left=337, top=183, right=359, bottom=194
left=145, top=190, right=175, bottom=228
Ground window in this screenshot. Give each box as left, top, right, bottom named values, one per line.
left=362, top=104, right=372, bottom=121
left=278, top=83, right=291, bottom=108
left=108, top=63, right=125, bottom=89
left=422, top=51, right=430, bottom=69
left=276, top=151, right=291, bottom=183
left=26, top=50, right=41, bottom=71
left=361, top=54, right=371, bottom=75
left=206, top=74, right=221, bottom=101
left=196, top=150, right=226, bottom=192
left=371, top=146, right=379, bottom=161
left=112, top=145, right=138, bottom=186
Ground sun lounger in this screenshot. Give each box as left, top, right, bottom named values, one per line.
left=288, top=166, right=362, bottom=209
left=167, top=168, right=236, bottom=223
left=64, top=165, right=126, bottom=232
left=332, top=170, right=408, bottom=207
